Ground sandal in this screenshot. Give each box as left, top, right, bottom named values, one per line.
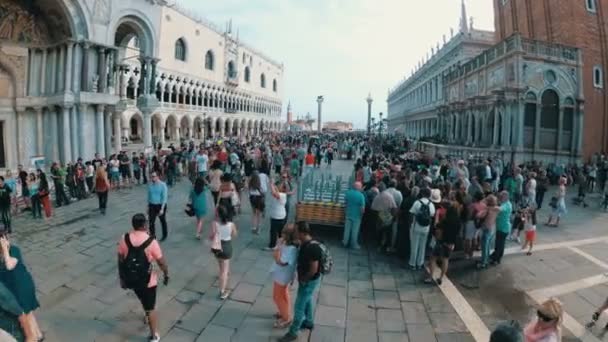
left=273, top=319, right=292, bottom=329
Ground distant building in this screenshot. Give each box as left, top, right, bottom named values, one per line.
left=323, top=121, right=353, bottom=132
left=388, top=0, right=591, bottom=164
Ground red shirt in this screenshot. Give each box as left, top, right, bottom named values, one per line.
left=305, top=154, right=314, bottom=166
left=217, top=151, right=228, bottom=163
left=117, top=230, right=163, bottom=288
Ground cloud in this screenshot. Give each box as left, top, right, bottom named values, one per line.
left=178, top=0, right=494, bottom=128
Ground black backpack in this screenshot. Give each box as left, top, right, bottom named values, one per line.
left=121, top=234, right=154, bottom=289
left=310, top=240, right=333, bottom=275
left=415, top=200, right=432, bottom=227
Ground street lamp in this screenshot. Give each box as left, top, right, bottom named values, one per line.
left=379, top=112, right=384, bottom=136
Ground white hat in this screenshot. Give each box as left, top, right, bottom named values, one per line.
left=430, top=189, right=442, bottom=203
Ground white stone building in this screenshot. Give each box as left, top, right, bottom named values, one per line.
left=0, top=0, right=284, bottom=170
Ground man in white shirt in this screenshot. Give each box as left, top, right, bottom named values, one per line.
left=385, top=180, right=403, bottom=252
left=195, top=148, right=209, bottom=179
left=408, top=187, right=437, bottom=269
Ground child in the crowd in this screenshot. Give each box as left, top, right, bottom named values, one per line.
left=521, top=207, right=537, bottom=255
left=270, top=225, right=298, bottom=329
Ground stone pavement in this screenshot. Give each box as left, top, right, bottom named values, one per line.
left=8, top=159, right=608, bottom=341
left=8, top=162, right=470, bottom=342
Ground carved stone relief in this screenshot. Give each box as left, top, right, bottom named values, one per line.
left=92, top=0, right=111, bottom=25
left=488, top=66, right=504, bottom=90
left=0, top=0, right=51, bottom=44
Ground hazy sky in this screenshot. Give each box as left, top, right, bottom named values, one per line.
left=180, top=0, right=494, bottom=128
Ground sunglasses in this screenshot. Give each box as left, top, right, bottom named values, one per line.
left=537, top=310, right=555, bottom=322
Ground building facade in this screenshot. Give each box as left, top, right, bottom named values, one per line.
left=0, top=0, right=284, bottom=170
left=323, top=121, right=353, bottom=132
left=387, top=0, right=593, bottom=164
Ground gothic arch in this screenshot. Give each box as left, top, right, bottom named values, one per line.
left=111, top=12, right=157, bottom=57
left=0, top=51, right=24, bottom=98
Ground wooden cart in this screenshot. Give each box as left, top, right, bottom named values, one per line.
left=295, top=202, right=345, bottom=227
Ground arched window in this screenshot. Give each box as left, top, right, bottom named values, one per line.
left=244, top=67, right=250, bottom=83
left=594, top=66, right=603, bottom=88
left=540, top=89, right=559, bottom=150
left=174, top=38, right=186, bottom=61
left=273, top=79, right=277, bottom=92
left=242, top=53, right=246, bottom=64
left=260, top=73, right=266, bottom=88
left=562, top=97, right=575, bottom=150
left=205, top=50, right=214, bottom=70
left=227, top=61, right=236, bottom=79
left=587, top=0, right=597, bottom=12
left=524, top=92, right=537, bottom=147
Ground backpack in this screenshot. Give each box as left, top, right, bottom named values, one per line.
left=310, top=240, right=333, bottom=275
left=415, top=200, right=432, bottom=227
left=120, top=234, right=154, bottom=289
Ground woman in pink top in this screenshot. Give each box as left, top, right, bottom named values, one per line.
left=524, top=298, right=563, bottom=342
left=476, top=195, right=500, bottom=269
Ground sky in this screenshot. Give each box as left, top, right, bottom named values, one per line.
left=179, top=0, right=495, bottom=129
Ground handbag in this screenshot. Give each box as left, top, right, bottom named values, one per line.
left=230, top=191, right=240, bottom=207
left=184, top=204, right=195, bottom=217
left=549, top=196, right=558, bottom=209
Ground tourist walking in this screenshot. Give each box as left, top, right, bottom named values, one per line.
left=37, top=171, right=52, bottom=220
left=477, top=194, right=500, bottom=269
left=547, top=177, right=567, bottom=227
left=523, top=298, right=563, bottom=342
left=148, top=172, right=169, bottom=241
left=408, top=188, right=437, bottom=270
left=266, top=182, right=287, bottom=250
left=209, top=160, right=223, bottom=205
left=95, top=166, right=110, bottom=215
left=190, top=177, right=209, bottom=239
left=279, top=221, right=323, bottom=342
left=343, top=181, right=365, bottom=249
left=209, top=204, right=237, bottom=300
left=216, top=174, right=237, bottom=218
left=28, top=174, right=41, bottom=219
left=521, top=208, right=537, bottom=255
left=271, top=225, right=298, bottom=329
left=491, top=191, right=512, bottom=265
left=248, top=171, right=266, bottom=234
left=50, top=163, right=70, bottom=207
left=0, top=177, right=12, bottom=234
left=0, top=230, right=43, bottom=341
left=117, top=214, right=169, bottom=342
left=195, top=148, right=209, bottom=179
left=425, top=198, right=459, bottom=285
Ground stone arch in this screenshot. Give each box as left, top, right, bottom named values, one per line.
left=165, top=114, right=178, bottom=141
left=0, top=52, right=23, bottom=99
left=151, top=112, right=164, bottom=143
left=111, top=12, right=156, bottom=57
left=540, top=88, right=560, bottom=150
left=180, top=115, right=192, bottom=140
left=125, top=110, right=143, bottom=142
left=193, top=115, right=204, bottom=140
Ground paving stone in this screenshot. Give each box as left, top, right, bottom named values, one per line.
left=347, top=298, right=376, bottom=322
left=406, top=323, right=437, bottom=342
left=348, top=280, right=374, bottom=299
left=398, top=284, right=422, bottom=303
left=428, top=313, right=469, bottom=334
left=310, top=325, right=345, bottom=342
left=315, top=304, right=347, bottom=328
left=210, top=300, right=251, bottom=329
left=163, top=327, right=198, bottom=342
left=377, top=309, right=406, bottom=332
left=435, top=332, right=476, bottom=342
left=346, top=320, right=378, bottom=342
left=232, top=317, right=283, bottom=342
left=230, top=282, right=263, bottom=303
left=323, top=270, right=348, bottom=287
left=373, top=273, right=397, bottom=290
left=320, top=284, right=348, bottom=308
left=176, top=299, right=222, bottom=334
left=402, top=302, right=431, bottom=324
left=196, top=324, right=234, bottom=341
left=379, top=332, right=410, bottom=342
left=374, top=290, right=401, bottom=309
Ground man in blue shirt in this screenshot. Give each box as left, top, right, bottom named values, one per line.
left=148, top=172, right=169, bottom=241
left=491, top=191, right=512, bottom=265
left=343, top=182, right=366, bottom=249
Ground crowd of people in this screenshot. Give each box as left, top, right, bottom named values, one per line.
left=1, top=130, right=608, bottom=341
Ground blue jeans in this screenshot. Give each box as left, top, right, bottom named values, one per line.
left=288, top=277, right=321, bottom=336
left=343, top=217, right=362, bottom=248
left=480, top=229, right=494, bottom=266
left=409, top=229, right=428, bottom=267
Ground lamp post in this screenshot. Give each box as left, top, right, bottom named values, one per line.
left=379, top=112, right=384, bottom=136
left=366, top=93, right=373, bottom=135
left=317, top=96, right=324, bottom=133
left=371, top=117, right=376, bottom=135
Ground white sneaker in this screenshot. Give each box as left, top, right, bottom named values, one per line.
left=150, top=334, right=160, bottom=342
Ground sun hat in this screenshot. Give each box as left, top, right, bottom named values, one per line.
left=430, top=189, right=442, bottom=203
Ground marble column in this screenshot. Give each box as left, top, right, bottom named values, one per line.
left=576, top=106, right=584, bottom=154
left=96, top=105, right=105, bottom=156
left=61, top=106, right=72, bottom=163
left=534, top=103, right=541, bottom=150
left=557, top=107, right=564, bottom=151
left=98, top=48, right=107, bottom=93
left=160, top=122, right=166, bottom=144
left=40, top=50, right=47, bottom=95
left=58, top=45, right=65, bottom=92
left=78, top=104, right=87, bottom=159
left=72, top=43, right=82, bottom=93
left=81, top=43, right=90, bottom=91
left=105, top=111, right=112, bottom=155
left=113, top=113, right=122, bottom=154
left=516, top=102, right=525, bottom=148
left=64, top=42, right=74, bottom=92
left=143, top=111, right=152, bottom=147
left=50, top=49, right=57, bottom=94
left=36, top=107, right=44, bottom=155
left=50, top=108, right=59, bottom=162
left=70, top=107, right=78, bottom=158
left=27, top=50, right=36, bottom=96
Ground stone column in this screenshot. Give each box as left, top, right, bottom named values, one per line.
left=50, top=107, right=59, bottom=162
left=27, top=50, right=36, bottom=96
left=119, top=65, right=127, bottom=99
left=72, top=43, right=82, bottom=93
left=98, top=48, right=107, bottom=93
left=557, top=107, right=564, bottom=152
left=96, top=105, right=105, bottom=156
left=503, top=106, right=512, bottom=146
left=534, top=103, right=541, bottom=150
left=61, top=106, right=72, bottom=163
left=35, top=107, right=44, bottom=155
left=64, top=42, right=74, bottom=92
left=515, top=102, right=524, bottom=149
left=188, top=121, right=193, bottom=139
left=576, top=105, right=584, bottom=155
left=70, top=107, right=78, bottom=158
left=57, top=45, right=65, bottom=92
left=81, top=42, right=90, bottom=91
left=78, top=104, right=87, bottom=158
left=143, top=111, right=152, bottom=147
left=492, top=109, right=499, bottom=146
left=105, top=110, right=112, bottom=155
left=50, top=48, right=57, bottom=94
left=159, top=121, right=166, bottom=144
left=40, top=50, right=47, bottom=95
left=114, top=113, right=122, bottom=154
